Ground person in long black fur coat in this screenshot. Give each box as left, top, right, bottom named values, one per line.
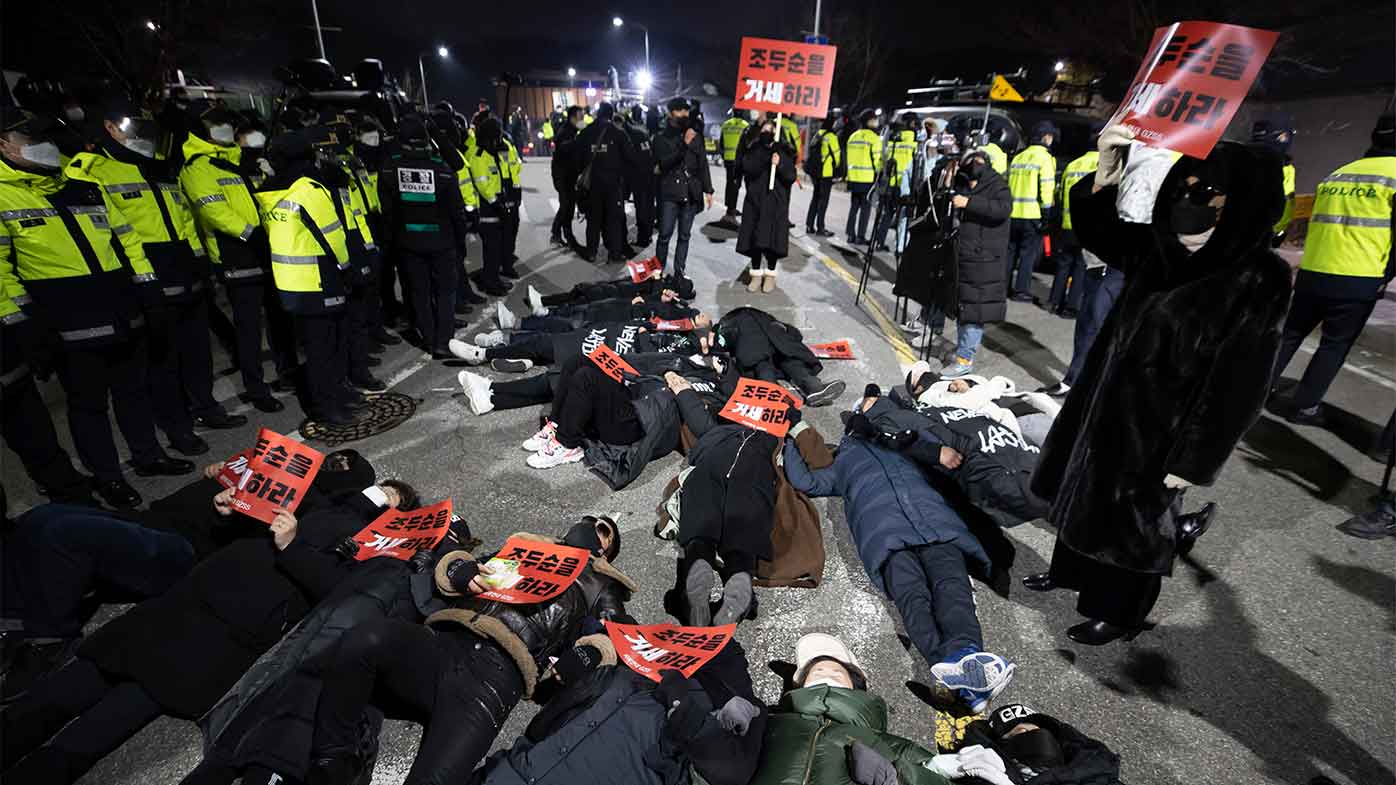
left=1027, top=129, right=1294, bottom=645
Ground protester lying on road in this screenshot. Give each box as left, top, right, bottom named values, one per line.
left=301, top=517, right=636, bottom=785
left=783, top=390, right=1016, bottom=714
left=449, top=320, right=701, bottom=372
left=527, top=275, right=696, bottom=312
left=471, top=637, right=765, bottom=785
left=851, top=387, right=1049, bottom=528
left=926, top=702, right=1123, bottom=784
left=183, top=516, right=478, bottom=785
left=748, top=633, right=955, bottom=785
left=501, top=285, right=705, bottom=336
left=899, top=365, right=1060, bottom=449
left=714, top=307, right=846, bottom=406
left=0, top=463, right=416, bottom=784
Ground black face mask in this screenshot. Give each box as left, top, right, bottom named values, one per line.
left=759, top=131, right=775, bottom=144
left=961, top=161, right=985, bottom=182
left=1000, top=728, right=1064, bottom=771
left=1168, top=196, right=1220, bottom=235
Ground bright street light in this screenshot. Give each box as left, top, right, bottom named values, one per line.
left=419, top=45, right=450, bottom=107
left=1054, top=60, right=1066, bottom=72
left=145, top=20, right=158, bottom=30
left=612, top=16, right=623, bottom=26
left=611, top=16, right=650, bottom=76
left=438, top=46, right=449, bottom=58
left=567, top=67, right=577, bottom=77
left=635, top=69, right=653, bottom=92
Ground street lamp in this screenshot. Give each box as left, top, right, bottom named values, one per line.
left=145, top=20, right=158, bottom=31
left=611, top=17, right=650, bottom=82
left=1054, top=60, right=1066, bottom=73
left=635, top=69, right=653, bottom=92
left=418, top=45, right=449, bottom=108
left=567, top=67, right=577, bottom=77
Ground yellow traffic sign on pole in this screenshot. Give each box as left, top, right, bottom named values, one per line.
left=989, top=74, right=1025, bottom=102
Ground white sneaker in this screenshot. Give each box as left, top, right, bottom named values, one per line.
left=526, top=437, right=584, bottom=469
left=527, top=285, right=547, bottom=317
left=458, top=371, right=494, bottom=415
left=496, top=301, right=518, bottom=330
left=447, top=338, right=486, bottom=365
left=474, top=330, right=508, bottom=348
left=522, top=421, right=557, bottom=452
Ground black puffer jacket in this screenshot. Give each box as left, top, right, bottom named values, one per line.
left=428, top=533, right=637, bottom=697
left=959, top=708, right=1121, bottom=784
left=653, top=122, right=713, bottom=204
left=715, top=307, right=822, bottom=381
left=954, top=167, right=1012, bottom=324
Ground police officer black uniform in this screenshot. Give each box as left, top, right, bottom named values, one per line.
left=379, top=114, right=471, bottom=359
left=623, top=104, right=656, bottom=249
left=550, top=106, right=584, bottom=248
left=575, top=102, right=640, bottom=263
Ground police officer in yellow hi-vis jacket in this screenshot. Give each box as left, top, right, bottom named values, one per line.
left=0, top=110, right=193, bottom=509
left=803, top=115, right=840, bottom=236
left=844, top=109, right=882, bottom=245
left=1271, top=114, right=1396, bottom=428
left=257, top=131, right=357, bottom=425
left=180, top=104, right=289, bottom=414
left=1006, top=120, right=1057, bottom=301
left=720, top=109, right=750, bottom=222
left=79, top=98, right=247, bottom=458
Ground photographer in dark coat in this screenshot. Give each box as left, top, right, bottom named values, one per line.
left=1028, top=130, right=1293, bottom=645
left=942, top=148, right=1011, bottom=380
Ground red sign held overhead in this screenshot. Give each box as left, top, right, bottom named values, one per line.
left=230, top=430, right=325, bottom=524
left=719, top=377, right=803, bottom=437
left=809, top=340, right=855, bottom=360
left=351, top=498, right=455, bottom=561
left=605, top=621, right=737, bottom=682
left=1108, top=21, right=1278, bottom=159
left=734, top=37, right=838, bottom=119
left=626, top=256, right=663, bottom=283
left=477, top=536, right=591, bottom=604
left=587, top=342, right=640, bottom=384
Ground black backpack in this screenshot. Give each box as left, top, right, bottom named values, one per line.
left=803, top=130, right=825, bottom=178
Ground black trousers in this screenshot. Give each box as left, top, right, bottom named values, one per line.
left=753, top=357, right=821, bottom=394
left=585, top=183, right=625, bottom=256
left=312, top=620, right=523, bottom=785
left=205, top=288, right=239, bottom=358
left=146, top=297, right=220, bottom=438
left=347, top=282, right=377, bottom=382
left=723, top=161, right=742, bottom=213
left=1048, top=539, right=1164, bottom=628
left=881, top=544, right=982, bottom=667
left=501, top=200, right=521, bottom=269
left=225, top=281, right=274, bottom=398
left=296, top=311, right=349, bottom=419
left=380, top=251, right=404, bottom=322
left=1008, top=219, right=1043, bottom=297
left=57, top=338, right=164, bottom=480
left=1065, top=267, right=1124, bottom=386
left=1, top=363, right=88, bottom=497
left=1271, top=290, right=1377, bottom=411
left=748, top=251, right=781, bottom=272
left=552, top=363, right=643, bottom=449
left=847, top=183, right=873, bottom=241
left=486, top=333, right=556, bottom=365
left=1048, top=245, right=1087, bottom=312
left=552, top=183, right=578, bottom=241
left=806, top=178, right=833, bottom=231
left=631, top=178, right=655, bottom=244
left=401, top=248, right=459, bottom=353
left=1, top=657, right=163, bottom=784
left=491, top=372, right=558, bottom=411
left=477, top=216, right=506, bottom=289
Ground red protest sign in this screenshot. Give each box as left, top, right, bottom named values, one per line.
left=588, top=342, right=639, bottom=384
left=351, top=498, right=454, bottom=561
left=605, top=621, right=737, bottom=682
left=719, top=377, right=803, bottom=437
left=1108, top=21, right=1278, bottom=159
left=477, top=536, right=591, bottom=604
left=216, top=449, right=253, bottom=490
left=734, top=37, right=838, bottom=119
left=626, top=256, right=662, bottom=283
left=650, top=317, right=695, bottom=332
left=230, top=430, right=325, bottom=524
left=810, top=340, right=855, bottom=359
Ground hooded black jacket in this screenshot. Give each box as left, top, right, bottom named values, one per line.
left=954, top=166, right=1012, bottom=324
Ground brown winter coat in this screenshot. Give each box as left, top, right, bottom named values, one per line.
left=658, top=422, right=834, bottom=588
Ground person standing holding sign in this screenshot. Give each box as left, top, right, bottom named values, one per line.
left=737, top=118, right=798, bottom=293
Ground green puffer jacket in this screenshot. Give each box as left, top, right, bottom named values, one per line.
left=750, top=686, right=951, bottom=785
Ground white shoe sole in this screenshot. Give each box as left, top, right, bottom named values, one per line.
left=526, top=450, right=584, bottom=469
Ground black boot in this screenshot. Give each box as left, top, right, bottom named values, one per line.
left=1175, top=502, right=1217, bottom=557
left=1066, top=619, right=1143, bottom=645
left=1022, top=572, right=1057, bottom=592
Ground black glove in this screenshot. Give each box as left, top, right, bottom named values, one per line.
left=863, top=383, right=882, bottom=399
left=654, top=668, right=689, bottom=710
left=333, top=537, right=360, bottom=560
left=408, top=548, right=435, bottom=573
left=444, top=558, right=480, bottom=594
left=877, top=429, right=918, bottom=451
left=844, top=412, right=879, bottom=440
left=785, top=403, right=802, bottom=429
left=846, top=741, right=900, bottom=785
left=553, top=644, right=603, bottom=684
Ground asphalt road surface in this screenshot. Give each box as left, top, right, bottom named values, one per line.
left=8, top=158, right=1394, bottom=785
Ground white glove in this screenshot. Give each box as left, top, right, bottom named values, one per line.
left=1094, top=124, right=1135, bottom=188
left=958, top=746, right=1013, bottom=785
left=1164, top=474, right=1193, bottom=489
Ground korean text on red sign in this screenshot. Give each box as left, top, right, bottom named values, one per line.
left=605, top=622, right=737, bottom=682
left=230, top=429, right=325, bottom=524
left=587, top=343, right=640, bottom=384
left=351, top=498, right=454, bottom=561
left=626, top=256, right=662, bottom=283
left=719, top=377, right=803, bottom=437
left=477, top=536, right=591, bottom=604
left=216, top=449, right=253, bottom=490
left=734, top=37, right=838, bottom=119
left=1109, top=21, right=1278, bottom=159
left=809, top=340, right=855, bottom=359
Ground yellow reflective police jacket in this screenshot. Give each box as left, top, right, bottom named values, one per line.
left=180, top=134, right=265, bottom=279
left=721, top=117, right=749, bottom=163
left=845, top=129, right=883, bottom=185
left=255, top=175, right=351, bottom=313
left=1008, top=144, right=1056, bottom=220
left=1300, top=156, right=1396, bottom=288
left=1059, top=151, right=1099, bottom=232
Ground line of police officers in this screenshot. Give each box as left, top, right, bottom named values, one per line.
left=0, top=97, right=526, bottom=510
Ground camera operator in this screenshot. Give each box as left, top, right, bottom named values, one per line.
left=941, top=149, right=1011, bottom=380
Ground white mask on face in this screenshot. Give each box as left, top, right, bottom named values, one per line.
left=121, top=137, right=157, bottom=158
left=358, top=131, right=380, bottom=148
left=242, top=131, right=267, bottom=149
left=20, top=142, right=63, bottom=170
left=209, top=124, right=236, bottom=144
left=803, top=675, right=851, bottom=690
left=1176, top=227, right=1215, bottom=253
